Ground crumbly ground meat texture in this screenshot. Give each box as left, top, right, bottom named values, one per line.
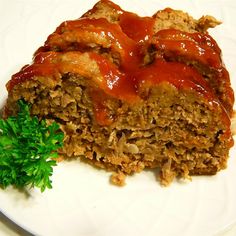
left=4, top=0, right=234, bottom=186
left=5, top=71, right=231, bottom=185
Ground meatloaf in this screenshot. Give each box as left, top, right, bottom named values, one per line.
left=4, top=0, right=234, bottom=186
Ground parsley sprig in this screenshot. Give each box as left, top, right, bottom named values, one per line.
left=0, top=100, right=64, bottom=192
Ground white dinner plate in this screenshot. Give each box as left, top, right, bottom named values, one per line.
left=0, top=0, right=236, bottom=235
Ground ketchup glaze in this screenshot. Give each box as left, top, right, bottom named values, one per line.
left=7, top=0, right=233, bottom=132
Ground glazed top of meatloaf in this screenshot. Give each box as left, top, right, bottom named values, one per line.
left=6, top=0, right=234, bottom=128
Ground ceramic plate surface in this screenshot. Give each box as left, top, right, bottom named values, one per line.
left=0, top=0, right=236, bottom=235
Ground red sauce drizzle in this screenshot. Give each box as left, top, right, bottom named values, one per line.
left=89, top=52, right=138, bottom=102
left=153, top=29, right=222, bottom=68
left=119, top=12, right=155, bottom=43
left=7, top=1, right=233, bottom=139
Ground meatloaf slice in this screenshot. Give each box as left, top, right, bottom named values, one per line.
left=4, top=0, right=234, bottom=186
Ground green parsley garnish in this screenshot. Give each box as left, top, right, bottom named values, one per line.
left=0, top=100, right=64, bottom=192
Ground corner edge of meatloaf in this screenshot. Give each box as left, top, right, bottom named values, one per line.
left=153, top=8, right=221, bottom=33
left=82, top=0, right=122, bottom=23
